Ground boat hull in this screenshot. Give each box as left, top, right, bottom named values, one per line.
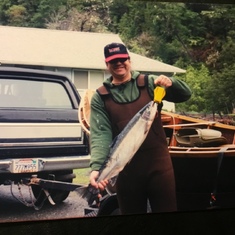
left=170, top=145, right=235, bottom=210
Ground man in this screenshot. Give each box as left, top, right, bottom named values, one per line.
left=89, top=42, right=192, bottom=214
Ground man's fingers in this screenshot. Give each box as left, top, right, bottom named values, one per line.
left=154, top=75, right=172, bottom=87
left=98, top=180, right=108, bottom=191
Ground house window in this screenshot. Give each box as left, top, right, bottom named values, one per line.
left=74, top=70, right=88, bottom=89
left=90, top=71, right=104, bottom=89
left=73, top=70, right=104, bottom=90
left=73, top=70, right=104, bottom=98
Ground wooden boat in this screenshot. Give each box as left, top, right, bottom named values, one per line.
left=161, top=111, right=235, bottom=210
left=79, top=90, right=235, bottom=211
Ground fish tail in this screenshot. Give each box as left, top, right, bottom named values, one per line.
left=75, top=184, right=100, bottom=206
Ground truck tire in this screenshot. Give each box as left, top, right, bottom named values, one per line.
left=31, top=170, right=75, bottom=206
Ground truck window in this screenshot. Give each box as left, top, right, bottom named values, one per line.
left=0, top=78, right=72, bottom=109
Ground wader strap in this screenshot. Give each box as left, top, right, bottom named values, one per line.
left=137, top=74, right=148, bottom=87
left=210, top=146, right=228, bottom=207
left=136, top=73, right=162, bottom=111
left=97, top=85, right=110, bottom=95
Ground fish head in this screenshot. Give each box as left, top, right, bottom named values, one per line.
left=141, top=101, right=157, bottom=122
left=140, top=101, right=158, bottom=134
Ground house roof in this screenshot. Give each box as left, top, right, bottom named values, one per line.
left=0, top=26, right=185, bottom=73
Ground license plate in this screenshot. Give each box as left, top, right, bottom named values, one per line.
left=11, top=159, right=38, bottom=173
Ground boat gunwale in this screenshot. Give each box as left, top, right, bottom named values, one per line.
left=169, top=145, right=235, bottom=158
left=161, top=111, right=235, bottom=131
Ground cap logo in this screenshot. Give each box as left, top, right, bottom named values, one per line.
left=109, top=47, right=120, bottom=53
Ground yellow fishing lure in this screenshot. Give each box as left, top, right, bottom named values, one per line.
left=154, top=86, right=166, bottom=103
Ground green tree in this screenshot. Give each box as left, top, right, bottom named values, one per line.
left=107, top=0, right=132, bottom=33
left=46, top=0, right=111, bottom=32
left=175, top=64, right=211, bottom=113
left=5, top=4, right=26, bottom=26
left=207, top=32, right=235, bottom=114
left=0, top=0, right=67, bottom=27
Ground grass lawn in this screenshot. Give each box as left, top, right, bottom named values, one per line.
left=73, top=168, right=90, bottom=185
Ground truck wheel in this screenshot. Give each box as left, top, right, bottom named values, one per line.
left=32, top=170, right=75, bottom=206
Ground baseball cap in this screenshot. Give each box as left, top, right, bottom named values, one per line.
left=104, top=43, right=129, bottom=62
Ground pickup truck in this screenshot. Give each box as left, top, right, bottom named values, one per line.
left=0, top=66, right=90, bottom=208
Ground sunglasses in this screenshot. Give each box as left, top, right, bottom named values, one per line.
left=109, top=58, right=129, bottom=64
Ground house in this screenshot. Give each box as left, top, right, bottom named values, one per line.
left=0, top=25, right=186, bottom=111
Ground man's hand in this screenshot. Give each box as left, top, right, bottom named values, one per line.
left=89, top=170, right=108, bottom=192
left=154, top=75, right=172, bottom=88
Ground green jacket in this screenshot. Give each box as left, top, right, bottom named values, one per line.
left=89, top=71, right=192, bottom=171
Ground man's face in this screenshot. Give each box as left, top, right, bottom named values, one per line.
left=106, top=58, right=131, bottom=78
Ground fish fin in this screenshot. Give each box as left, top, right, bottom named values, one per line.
left=75, top=184, right=100, bottom=206
left=109, top=175, right=118, bottom=186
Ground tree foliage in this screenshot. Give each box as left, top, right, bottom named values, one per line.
left=0, top=1, right=234, bottom=114
left=175, top=64, right=211, bottom=113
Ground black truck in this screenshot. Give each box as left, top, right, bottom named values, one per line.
left=0, top=66, right=90, bottom=208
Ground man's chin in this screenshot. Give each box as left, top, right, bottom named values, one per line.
left=115, top=74, right=126, bottom=79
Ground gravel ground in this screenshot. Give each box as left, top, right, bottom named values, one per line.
left=0, top=184, right=91, bottom=223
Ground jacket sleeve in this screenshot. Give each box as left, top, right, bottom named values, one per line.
left=148, top=75, right=192, bottom=103
left=89, top=92, right=113, bottom=171
left=164, top=77, right=192, bottom=103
